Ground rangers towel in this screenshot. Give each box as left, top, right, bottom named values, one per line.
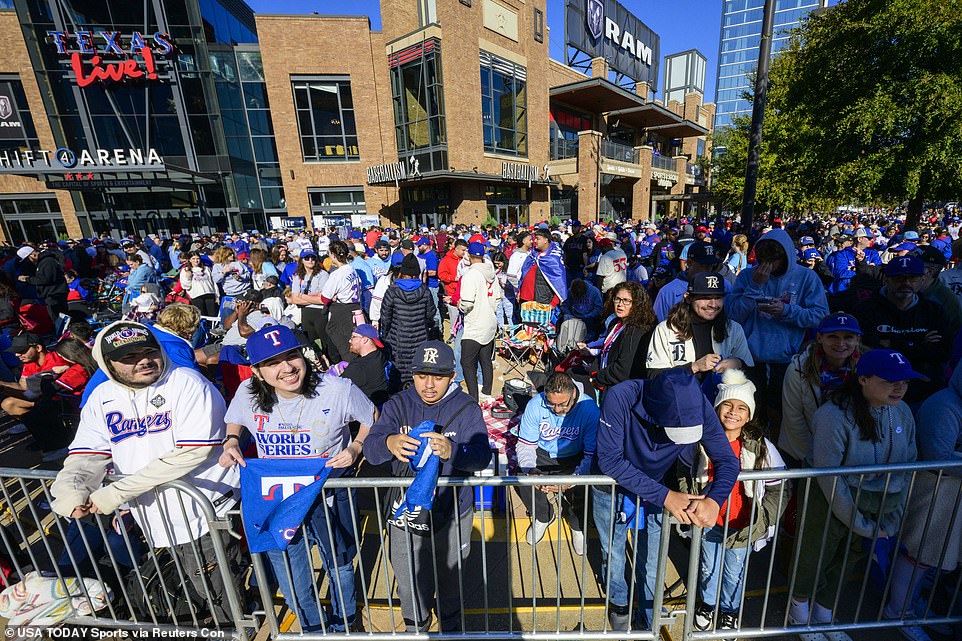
left=393, top=420, right=440, bottom=519
left=240, top=459, right=333, bottom=553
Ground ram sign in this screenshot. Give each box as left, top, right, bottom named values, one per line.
left=565, top=0, right=660, bottom=89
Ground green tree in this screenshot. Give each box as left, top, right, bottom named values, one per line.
left=712, top=0, right=962, bottom=227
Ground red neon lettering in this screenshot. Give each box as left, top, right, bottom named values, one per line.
left=70, top=51, right=157, bottom=87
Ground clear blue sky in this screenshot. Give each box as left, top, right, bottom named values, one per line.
left=246, top=0, right=724, bottom=101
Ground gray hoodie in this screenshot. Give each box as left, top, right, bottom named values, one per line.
left=51, top=321, right=238, bottom=547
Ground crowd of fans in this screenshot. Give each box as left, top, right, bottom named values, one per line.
left=0, top=207, right=961, bottom=640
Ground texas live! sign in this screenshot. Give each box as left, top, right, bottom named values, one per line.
left=565, top=0, right=660, bottom=88
left=46, top=30, right=173, bottom=88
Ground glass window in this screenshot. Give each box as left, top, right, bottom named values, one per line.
left=480, top=51, right=527, bottom=156
left=292, top=78, right=360, bottom=162
left=390, top=39, right=446, bottom=171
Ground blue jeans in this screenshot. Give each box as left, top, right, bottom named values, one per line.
left=698, top=526, right=749, bottom=614
left=591, top=487, right=663, bottom=628
left=57, top=519, right=144, bottom=577
left=429, top=286, right=441, bottom=328
left=496, top=294, right=515, bottom=329
left=265, top=492, right=357, bottom=632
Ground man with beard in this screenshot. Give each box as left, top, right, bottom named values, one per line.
left=853, top=255, right=953, bottom=404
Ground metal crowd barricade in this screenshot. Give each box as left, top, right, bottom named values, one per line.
left=680, top=460, right=962, bottom=641
left=2, top=462, right=961, bottom=640
left=0, top=467, right=257, bottom=640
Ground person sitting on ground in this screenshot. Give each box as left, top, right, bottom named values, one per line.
left=556, top=278, right=604, bottom=352
left=339, top=324, right=399, bottom=407
left=516, top=371, right=598, bottom=556
left=646, top=271, right=753, bottom=381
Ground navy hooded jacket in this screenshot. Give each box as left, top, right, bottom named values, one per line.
left=596, top=371, right=739, bottom=509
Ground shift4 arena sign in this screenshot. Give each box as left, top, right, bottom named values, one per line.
left=46, top=30, right=174, bottom=88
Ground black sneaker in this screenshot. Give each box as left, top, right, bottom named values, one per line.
left=693, top=603, right=714, bottom=632
left=719, top=612, right=739, bottom=640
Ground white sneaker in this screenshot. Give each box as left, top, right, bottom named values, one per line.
left=6, top=423, right=28, bottom=435
left=570, top=528, right=584, bottom=556
left=788, top=615, right=829, bottom=641
left=526, top=515, right=555, bottom=546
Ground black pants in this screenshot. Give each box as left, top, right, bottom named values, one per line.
left=461, top=339, right=493, bottom=400
left=301, top=306, right=329, bottom=353
left=326, top=302, right=362, bottom=364
left=45, top=296, right=68, bottom=324
left=190, top=294, right=218, bottom=317
left=22, top=399, right=74, bottom=453
left=515, top=451, right=585, bottom=531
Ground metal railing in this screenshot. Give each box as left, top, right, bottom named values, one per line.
left=549, top=138, right=579, bottom=160
left=1, top=462, right=960, bottom=640
left=652, top=154, right=677, bottom=171
left=601, top=140, right=639, bottom=164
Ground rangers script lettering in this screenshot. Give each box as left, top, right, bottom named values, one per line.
left=105, top=410, right=172, bottom=444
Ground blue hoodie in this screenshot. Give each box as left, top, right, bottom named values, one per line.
left=727, top=229, right=829, bottom=364
left=596, top=371, right=738, bottom=509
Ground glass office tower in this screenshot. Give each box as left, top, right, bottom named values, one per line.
left=714, top=0, right=827, bottom=130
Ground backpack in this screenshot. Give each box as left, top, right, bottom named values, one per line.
left=122, top=547, right=210, bottom=624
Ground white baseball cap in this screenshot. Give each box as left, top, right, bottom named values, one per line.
left=16, top=246, right=35, bottom=260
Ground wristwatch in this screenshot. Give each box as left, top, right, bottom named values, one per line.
left=222, top=434, right=240, bottom=446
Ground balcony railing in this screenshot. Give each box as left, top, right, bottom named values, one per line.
left=549, top=138, right=579, bottom=160
left=652, top=154, right=677, bottom=171
left=601, top=139, right=639, bottom=164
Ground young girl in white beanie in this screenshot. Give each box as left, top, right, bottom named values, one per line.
left=679, top=369, right=790, bottom=635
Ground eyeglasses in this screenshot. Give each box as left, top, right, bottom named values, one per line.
left=302, top=256, right=317, bottom=261
left=613, top=297, right=633, bottom=305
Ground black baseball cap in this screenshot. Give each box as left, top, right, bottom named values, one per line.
left=687, top=242, right=721, bottom=265
left=412, top=340, right=456, bottom=375
left=100, top=323, right=161, bottom=360
left=6, top=333, right=41, bottom=354
left=914, top=245, right=947, bottom=267
left=400, top=239, right=416, bottom=251
left=688, top=272, right=726, bottom=296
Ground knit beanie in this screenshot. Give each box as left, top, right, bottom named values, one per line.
left=400, top=253, right=421, bottom=277
left=713, top=369, right=757, bottom=419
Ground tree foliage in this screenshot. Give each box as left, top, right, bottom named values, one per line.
left=711, top=0, right=962, bottom=226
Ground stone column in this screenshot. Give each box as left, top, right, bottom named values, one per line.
left=634, top=81, right=650, bottom=101
left=632, top=145, right=653, bottom=221
left=671, top=155, right=688, bottom=218
left=577, top=130, right=602, bottom=223
left=590, top=57, right=608, bottom=79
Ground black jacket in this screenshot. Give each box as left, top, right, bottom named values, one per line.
left=595, top=320, right=652, bottom=389
left=28, top=250, right=68, bottom=301
left=364, top=385, right=491, bottom=518
left=380, top=281, right=439, bottom=383
left=853, top=292, right=953, bottom=402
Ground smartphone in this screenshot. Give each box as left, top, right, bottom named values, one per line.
left=756, top=296, right=777, bottom=306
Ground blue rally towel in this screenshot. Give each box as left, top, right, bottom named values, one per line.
left=240, top=458, right=333, bottom=553
left=618, top=493, right=647, bottom=531
left=393, top=420, right=440, bottom=519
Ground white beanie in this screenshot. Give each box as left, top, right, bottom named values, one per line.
left=713, top=369, right=757, bottom=419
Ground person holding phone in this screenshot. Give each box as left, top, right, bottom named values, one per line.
left=727, top=229, right=829, bottom=438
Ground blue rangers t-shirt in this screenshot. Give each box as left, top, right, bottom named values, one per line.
left=225, top=374, right=375, bottom=458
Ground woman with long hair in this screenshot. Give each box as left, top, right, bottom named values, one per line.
left=179, top=251, right=219, bottom=317
left=211, top=246, right=251, bottom=298
left=320, top=241, right=364, bottom=364
left=646, top=271, right=753, bottom=379
left=220, top=324, right=375, bottom=633
left=50, top=337, right=98, bottom=389
left=726, top=234, right=749, bottom=276
left=577, top=281, right=656, bottom=395
left=289, top=251, right=330, bottom=353
left=789, top=349, right=920, bottom=635
left=779, top=313, right=862, bottom=467
left=249, top=248, right=279, bottom=291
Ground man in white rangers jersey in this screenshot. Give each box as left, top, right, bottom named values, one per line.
left=51, top=321, right=240, bottom=623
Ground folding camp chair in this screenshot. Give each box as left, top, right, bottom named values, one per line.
left=497, top=302, right=559, bottom=382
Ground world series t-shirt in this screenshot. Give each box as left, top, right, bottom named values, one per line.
left=225, top=374, right=375, bottom=459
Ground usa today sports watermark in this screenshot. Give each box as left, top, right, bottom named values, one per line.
left=3, top=627, right=229, bottom=638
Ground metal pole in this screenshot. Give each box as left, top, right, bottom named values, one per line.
left=740, top=0, right=777, bottom=232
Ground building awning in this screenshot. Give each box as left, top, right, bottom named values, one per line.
left=16, top=164, right=219, bottom=193
left=607, top=104, right=709, bottom=138
left=549, top=78, right=645, bottom=113
left=367, top=167, right=556, bottom=188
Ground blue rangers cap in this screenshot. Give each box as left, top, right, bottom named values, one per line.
left=246, top=324, right=302, bottom=366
